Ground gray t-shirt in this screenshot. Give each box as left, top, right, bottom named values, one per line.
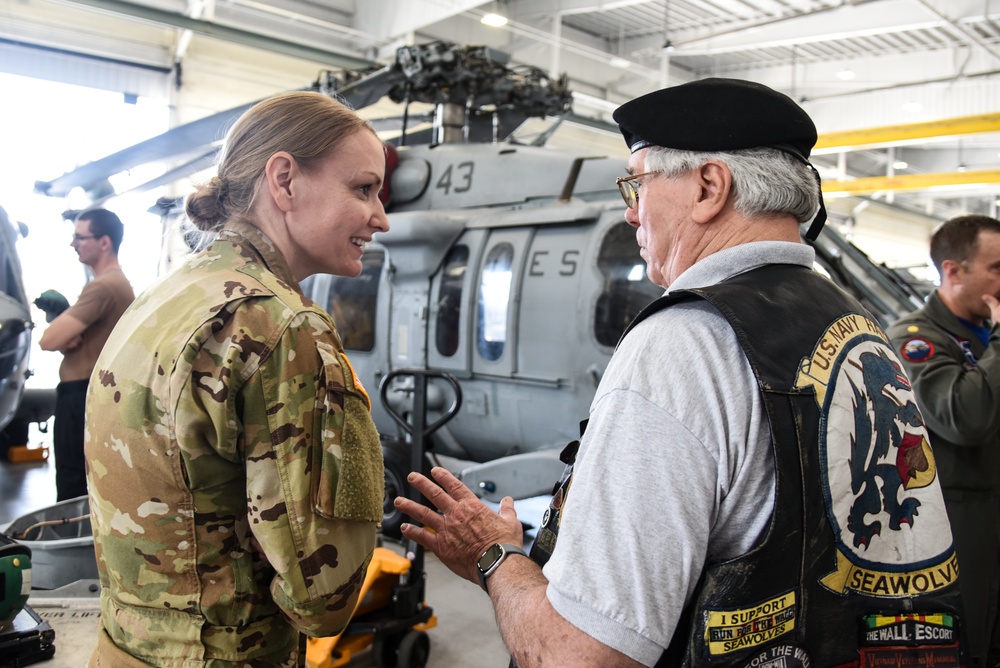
left=541, top=241, right=816, bottom=666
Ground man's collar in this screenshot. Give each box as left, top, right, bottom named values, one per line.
left=668, top=241, right=814, bottom=293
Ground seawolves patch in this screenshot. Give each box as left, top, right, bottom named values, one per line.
left=795, top=314, right=957, bottom=598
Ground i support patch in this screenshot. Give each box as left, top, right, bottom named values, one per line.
left=794, top=315, right=957, bottom=598
left=705, top=591, right=796, bottom=655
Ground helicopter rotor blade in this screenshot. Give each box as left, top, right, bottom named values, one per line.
left=33, top=41, right=574, bottom=206
left=80, top=148, right=221, bottom=212
left=34, top=101, right=261, bottom=199
left=33, top=68, right=405, bottom=202
left=559, top=111, right=620, bottom=136
left=367, top=111, right=435, bottom=136
left=326, top=65, right=404, bottom=111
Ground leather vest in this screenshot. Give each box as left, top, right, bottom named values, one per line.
left=532, top=264, right=967, bottom=667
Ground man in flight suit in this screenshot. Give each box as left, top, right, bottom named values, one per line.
left=888, top=214, right=1000, bottom=667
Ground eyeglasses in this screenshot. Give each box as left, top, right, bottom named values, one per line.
left=616, top=171, right=661, bottom=209
left=72, top=234, right=96, bottom=242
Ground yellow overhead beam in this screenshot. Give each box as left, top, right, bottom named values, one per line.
left=815, top=113, right=1000, bottom=151
left=822, top=169, right=1000, bottom=196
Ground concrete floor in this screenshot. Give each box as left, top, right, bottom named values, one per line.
left=1, top=421, right=543, bottom=667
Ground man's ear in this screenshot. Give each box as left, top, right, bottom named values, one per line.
left=265, top=152, right=296, bottom=213
left=691, top=161, right=731, bottom=224
left=941, top=258, right=964, bottom=286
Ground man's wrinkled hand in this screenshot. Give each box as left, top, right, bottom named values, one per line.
left=395, top=467, right=524, bottom=585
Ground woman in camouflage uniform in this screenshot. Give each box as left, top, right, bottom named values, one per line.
left=84, top=91, right=389, bottom=667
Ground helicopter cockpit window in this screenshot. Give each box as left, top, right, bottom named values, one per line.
left=436, top=245, right=469, bottom=358
left=325, top=249, right=384, bottom=352
left=477, top=243, right=514, bottom=362
left=594, top=222, right=663, bottom=347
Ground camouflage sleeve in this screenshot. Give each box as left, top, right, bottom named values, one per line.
left=242, top=310, right=383, bottom=636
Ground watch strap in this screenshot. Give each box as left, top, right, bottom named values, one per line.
left=477, top=543, right=528, bottom=593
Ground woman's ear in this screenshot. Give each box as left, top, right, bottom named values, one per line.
left=265, top=152, right=296, bottom=213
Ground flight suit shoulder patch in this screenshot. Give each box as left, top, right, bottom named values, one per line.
left=900, top=337, right=935, bottom=363
left=339, top=353, right=371, bottom=411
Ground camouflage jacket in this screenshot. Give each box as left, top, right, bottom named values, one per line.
left=85, top=220, right=384, bottom=667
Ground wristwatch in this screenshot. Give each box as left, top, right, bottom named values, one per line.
left=476, top=543, right=528, bottom=593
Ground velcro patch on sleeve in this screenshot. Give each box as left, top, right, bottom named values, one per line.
left=312, top=346, right=384, bottom=523
left=900, top=338, right=935, bottom=363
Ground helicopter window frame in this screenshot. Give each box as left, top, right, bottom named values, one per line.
left=435, top=245, right=469, bottom=358
left=476, top=242, right=515, bottom=362
left=323, top=249, right=385, bottom=352
left=593, top=221, right=663, bottom=348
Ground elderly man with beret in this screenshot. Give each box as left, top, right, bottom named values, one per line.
left=396, top=79, right=967, bottom=666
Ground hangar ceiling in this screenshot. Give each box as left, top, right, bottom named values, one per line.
left=3, top=0, right=1000, bottom=224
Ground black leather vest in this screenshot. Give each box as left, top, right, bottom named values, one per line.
left=533, top=264, right=967, bottom=668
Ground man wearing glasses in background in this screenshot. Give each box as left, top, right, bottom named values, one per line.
left=396, top=79, right=969, bottom=665
left=38, top=208, right=134, bottom=501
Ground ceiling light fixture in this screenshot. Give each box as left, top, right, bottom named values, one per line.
left=892, top=160, right=908, bottom=170
left=610, top=56, right=631, bottom=69
left=902, top=101, right=923, bottom=113
left=836, top=69, right=856, bottom=81
left=481, top=12, right=508, bottom=27
left=481, top=1, right=507, bottom=27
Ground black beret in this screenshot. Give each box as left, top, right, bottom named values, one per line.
left=613, top=78, right=817, bottom=161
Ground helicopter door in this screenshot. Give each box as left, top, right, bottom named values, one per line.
left=515, top=223, right=585, bottom=384
left=471, top=228, right=533, bottom=378
left=427, top=228, right=487, bottom=375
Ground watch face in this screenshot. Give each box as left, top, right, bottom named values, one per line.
left=478, top=544, right=504, bottom=572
